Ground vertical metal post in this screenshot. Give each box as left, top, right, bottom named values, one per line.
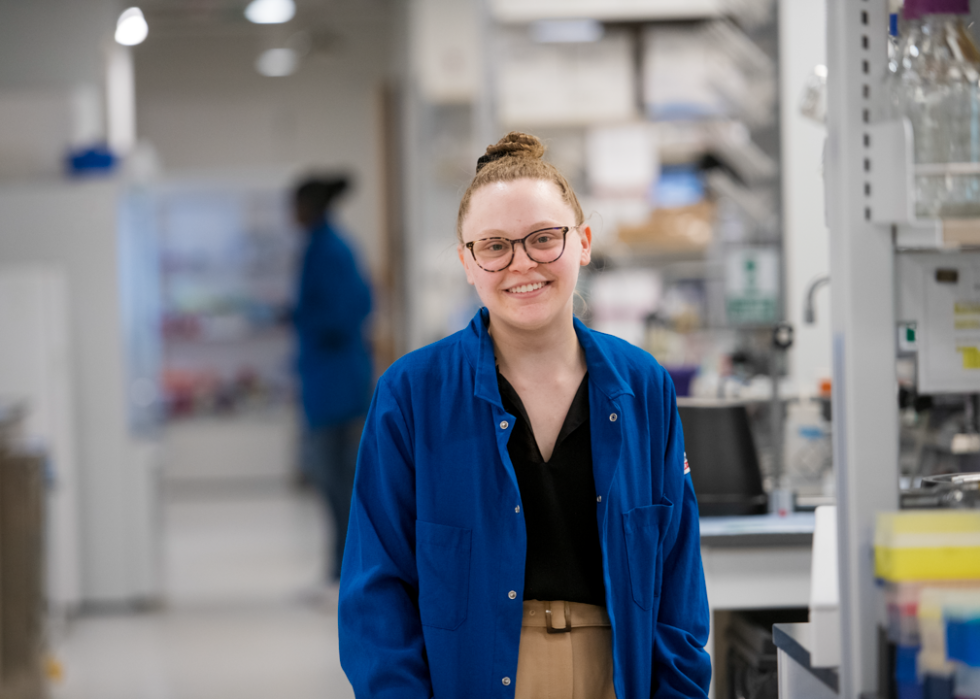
left=472, top=0, right=497, bottom=151
left=825, top=0, right=900, bottom=696
left=770, top=350, right=783, bottom=486
left=400, top=0, right=427, bottom=351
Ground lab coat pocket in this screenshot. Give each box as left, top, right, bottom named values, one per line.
left=415, top=520, right=472, bottom=630
left=623, top=500, right=674, bottom=610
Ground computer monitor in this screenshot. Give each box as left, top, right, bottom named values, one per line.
left=677, top=400, right=768, bottom=517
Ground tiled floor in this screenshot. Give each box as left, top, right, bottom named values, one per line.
left=50, top=482, right=355, bottom=699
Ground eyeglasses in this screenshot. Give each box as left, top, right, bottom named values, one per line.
left=464, top=226, right=571, bottom=272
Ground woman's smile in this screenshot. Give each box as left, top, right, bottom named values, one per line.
left=504, top=280, right=551, bottom=295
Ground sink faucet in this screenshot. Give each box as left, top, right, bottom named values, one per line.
left=804, top=275, right=830, bottom=324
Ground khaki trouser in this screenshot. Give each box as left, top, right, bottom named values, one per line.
left=515, top=600, right=617, bottom=699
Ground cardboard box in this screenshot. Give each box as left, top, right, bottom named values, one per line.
left=616, top=200, right=714, bottom=253
left=0, top=435, right=45, bottom=699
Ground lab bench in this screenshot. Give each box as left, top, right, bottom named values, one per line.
left=700, top=513, right=816, bottom=699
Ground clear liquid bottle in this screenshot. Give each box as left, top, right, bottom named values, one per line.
left=889, top=13, right=901, bottom=76
left=881, top=11, right=909, bottom=120
left=894, top=0, right=980, bottom=218
left=882, top=4, right=923, bottom=120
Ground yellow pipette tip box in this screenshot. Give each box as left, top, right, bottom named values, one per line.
left=875, top=511, right=980, bottom=582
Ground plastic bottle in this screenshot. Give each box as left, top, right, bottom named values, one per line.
left=881, top=14, right=901, bottom=120
left=892, top=0, right=980, bottom=219
left=895, top=643, right=924, bottom=699
left=783, top=398, right=831, bottom=496
left=889, top=12, right=902, bottom=83
left=883, top=5, right=919, bottom=121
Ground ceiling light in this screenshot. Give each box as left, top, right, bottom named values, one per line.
left=115, top=7, right=148, bottom=46
left=530, top=19, right=604, bottom=44
left=244, top=0, right=295, bottom=24
left=256, top=48, right=299, bottom=77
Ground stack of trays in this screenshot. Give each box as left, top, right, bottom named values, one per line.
left=874, top=511, right=980, bottom=699
left=875, top=511, right=980, bottom=582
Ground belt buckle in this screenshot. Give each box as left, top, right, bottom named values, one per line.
left=545, top=601, right=572, bottom=634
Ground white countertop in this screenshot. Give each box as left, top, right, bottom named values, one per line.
left=700, top=512, right=816, bottom=547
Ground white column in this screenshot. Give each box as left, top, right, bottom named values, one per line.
left=779, top=0, right=831, bottom=395
left=106, top=44, right=136, bottom=156
left=825, top=0, right=899, bottom=696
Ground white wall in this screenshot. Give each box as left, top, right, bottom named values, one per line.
left=0, top=0, right=121, bottom=180
left=0, top=0, right=163, bottom=606
left=0, top=0, right=119, bottom=91
left=133, top=12, right=393, bottom=271
left=780, top=0, right=832, bottom=396
left=0, top=267, right=82, bottom=610
left=0, top=181, right=160, bottom=604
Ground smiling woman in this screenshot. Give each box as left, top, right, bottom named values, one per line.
left=339, top=132, right=712, bottom=699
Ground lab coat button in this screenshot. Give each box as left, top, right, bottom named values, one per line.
left=502, top=677, right=512, bottom=686
left=508, top=590, right=517, bottom=599
left=609, top=413, right=618, bottom=422
left=597, top=495, right=602, bottom=503
left=515, top=506, right=520, bottom=513
left=500, top=420, right=509, bottom=430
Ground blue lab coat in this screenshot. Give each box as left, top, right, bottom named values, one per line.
left=339, top=308, right=711, bottom=699
left=294, top=219, right=372, bottom=428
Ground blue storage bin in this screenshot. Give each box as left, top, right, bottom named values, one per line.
left=947, top=618, right=980, bottom=668
left=897, top=645, right=924, bottom=699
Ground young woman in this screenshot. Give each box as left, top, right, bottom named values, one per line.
left=339, top=133, right=710, bottom=699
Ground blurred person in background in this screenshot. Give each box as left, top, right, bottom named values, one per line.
left=292, top=175, right=373, bottom=595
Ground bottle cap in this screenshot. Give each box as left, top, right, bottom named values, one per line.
left=906, top=0, right=970, bottom=16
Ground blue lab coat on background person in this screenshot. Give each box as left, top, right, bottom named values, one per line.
left=339, top=308, right=711, bottom=699
left=294, top=215, right=372, bottom=581
left=294, top=217, right=372, bottom=429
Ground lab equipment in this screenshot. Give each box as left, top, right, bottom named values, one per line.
left=677, top=400, right=768, bottom=516
left=896, top=252, right=980, bottom=395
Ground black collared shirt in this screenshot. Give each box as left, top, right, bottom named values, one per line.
left=497, top=371, right=606, bottom=606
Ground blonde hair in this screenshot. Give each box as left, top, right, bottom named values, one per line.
left=456, top=132, right=585, bottom=243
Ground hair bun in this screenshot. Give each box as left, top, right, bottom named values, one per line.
left=460, top=130, right=582, bottom=238
left=486, top=131, right=545, bottom=161
left=475, top=132, right=545, bottom=172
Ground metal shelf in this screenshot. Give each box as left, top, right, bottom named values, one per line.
left=489, top=0, right=725, bottom=24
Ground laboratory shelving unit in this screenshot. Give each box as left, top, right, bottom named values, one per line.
left=475, top=0, right=785, bottom=369
left=402, top=0, right=786, bottom=359
left=823, top=0, right=973, bottom=696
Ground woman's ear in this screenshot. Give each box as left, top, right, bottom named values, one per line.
left=458, top=244, right=476, bottom=286
left=578, top=226, right=592, bottom=266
